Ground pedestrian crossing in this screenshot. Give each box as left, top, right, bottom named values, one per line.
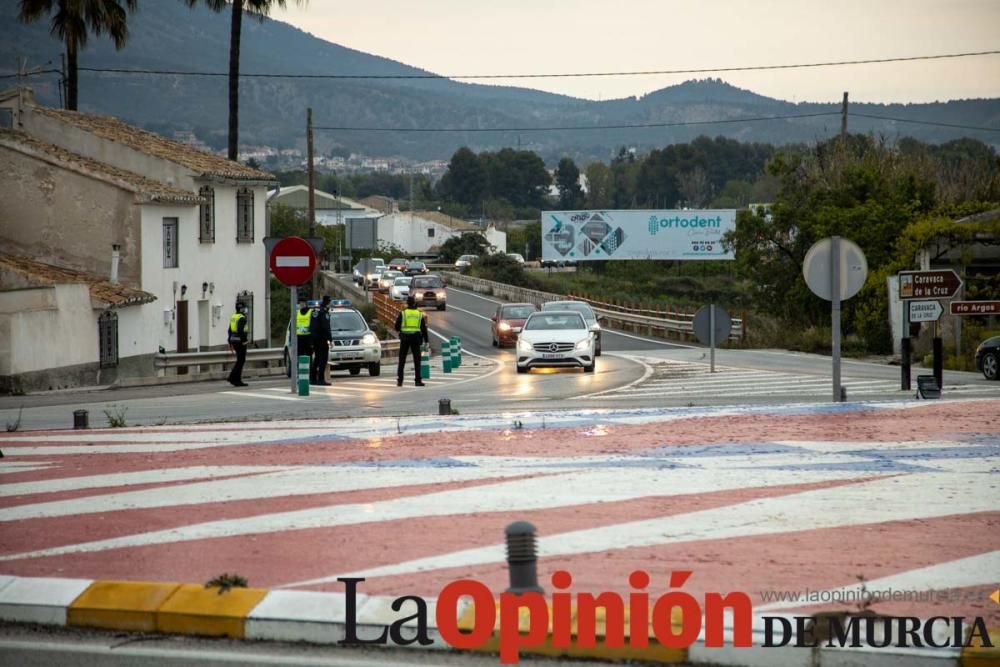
left=221, top=359, right=496, bottom=401
left=579, top=357, right=998, bottom=401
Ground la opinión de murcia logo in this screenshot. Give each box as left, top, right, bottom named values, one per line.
left=336, top=573, right=994, bottom=664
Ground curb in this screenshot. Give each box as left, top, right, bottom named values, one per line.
left=0, top=576, right=995, bottom=665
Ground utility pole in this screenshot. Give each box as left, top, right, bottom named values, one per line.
left=307, top=107, right=317, bottom=296
left=60, top=54, right=67, bottom=110
left=840, top=91, right=849, bottom=142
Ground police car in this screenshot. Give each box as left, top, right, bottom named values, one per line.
left=285, top=299, right=382, bottom=377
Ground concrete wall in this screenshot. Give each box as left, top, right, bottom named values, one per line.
left=0, top=145, right=143, bottom=285
left=485, top=226, right=507, bottom=253
left=140, top=189, right=267, bottom=353
left=378, top=213, right=463, bottom=254
left=0, top=284, right=97, bottom=376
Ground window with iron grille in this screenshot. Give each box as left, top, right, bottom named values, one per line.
left=236, top=290, right=254, bottom=342
left=427, top=227, right=435, bottom=238
left=236, top=187, right=254, bottom=243
left=199, top=186, right=215, bottom=243
left=98, top=311, right=119, bottom=368
left=162, top=218, right=179, bottom=268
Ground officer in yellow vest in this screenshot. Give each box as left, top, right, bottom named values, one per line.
left=227, top=303, right=249, bottom=387
left=294, top=296, right=313, bottom=375
left=394, top=295, right=428, bottom=387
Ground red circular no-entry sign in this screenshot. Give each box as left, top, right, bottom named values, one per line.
left=269, top=236, right=317, bottom=286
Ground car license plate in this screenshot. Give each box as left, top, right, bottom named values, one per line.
left=542, top=353, right=563, bottom=359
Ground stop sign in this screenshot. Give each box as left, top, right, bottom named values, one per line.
left=269, top=236, right=317, bottom=286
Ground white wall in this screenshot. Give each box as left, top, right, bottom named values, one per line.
left=378, top=213, right=462, bottom=254
left=485, top=226, right=507, bottom=253
left=140, top=185, right=267, bottom=352
left=0, top=284, right=97, bottom=375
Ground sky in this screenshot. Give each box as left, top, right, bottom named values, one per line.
left=270, top=0, right=1000, bottom=104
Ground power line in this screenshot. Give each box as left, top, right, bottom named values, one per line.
left=51, top=49, right=1000, bottom=80
left=852, top=112, right=1000, bottom=133
left=0, top=68, right=60, bottom=80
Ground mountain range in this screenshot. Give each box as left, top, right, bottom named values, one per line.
left=2, top=2, right=998, bottom=163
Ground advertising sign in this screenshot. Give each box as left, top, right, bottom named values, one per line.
left=541, top=210, right=736, bottom=262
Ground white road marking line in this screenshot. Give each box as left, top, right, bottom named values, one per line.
left=0, top=466, right=289, bottom=497
left=220, top=391, right=328, bottom=401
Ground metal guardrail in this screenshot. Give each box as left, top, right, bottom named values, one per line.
left=441, top=271, right=745, bottom=342
left=154, top=348, right=284, bottom=369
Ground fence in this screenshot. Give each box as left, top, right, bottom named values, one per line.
left=440, top=271, right=745, bottom=342
left=372, top=290, right=405, bottom=330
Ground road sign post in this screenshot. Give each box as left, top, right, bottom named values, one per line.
left=693, top=305, right=731, bottom=373
left=909, top=300, right=943, bottom=323
left=270, top=237, right=318, bottom=394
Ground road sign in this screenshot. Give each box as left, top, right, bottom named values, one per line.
left=269, top=236, right=317, bottom=287
left=803, top=238, right=868, bottom=301
left=950, top=301, right=1000, bottom=316
left=898, top=269, right=962, bottom=300
left=909, top=300, right=943, bottom=322
left=693, top=305, right=731, bottom=346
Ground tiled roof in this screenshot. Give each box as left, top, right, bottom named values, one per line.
left=0, top=129, right=202, bottom=205
left=411, top=210, right=479, bottom=231
left=33, top=106, right=274, bottom=182
left=358, top=195, right=396, bottom=214
left=0, top=253, right=156, bottom=308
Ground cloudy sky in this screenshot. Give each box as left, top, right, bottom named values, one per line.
left=270, top=0, right=999, bottom=103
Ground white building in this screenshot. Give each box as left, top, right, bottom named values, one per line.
left=0, top=87, right=274, bottom=392
left=375, top=211, right=506, bottom=256
left=267, top=185, right=381, bottom=225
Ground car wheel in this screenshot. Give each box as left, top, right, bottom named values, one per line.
left=584, top=362, right=595, bottom=373
left=595, top=341, right=602, bottom=357
left=983, top=352, right=999, bottom=381
left=349, top=367, right=361, bottom=376
left=369, top=362, right=381, bottom=377
left=492, top=335, right=498, bottom=347
left=284, top=348, right=291, bottom=378
left=516, top=365, right=528, bottom=374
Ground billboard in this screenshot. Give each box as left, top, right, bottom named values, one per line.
left=541, top=210, right=736, bottom=261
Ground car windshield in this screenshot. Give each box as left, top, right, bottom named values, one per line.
left=412, top=277, right=442, bottom=288
left=382, top=271, right=400, bottom=280
left=525, top=313, right=586, bottom=330
left=391, top=258, right=406, bottom=264
left=502, top=306, right=535, bottom=320
left=393, top=277, right=411, bottom=286
left=459, top=255, right=476, bottom=261
left=329, top=310, right=366, bottom=332
left=543, top=301, right=595, bottom=323
left=409, top=262, right=425, bottom=268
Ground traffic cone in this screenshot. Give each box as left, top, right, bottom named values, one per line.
left=421, top=344, right=431, bottom=380
left=442, top=340, right=452, bottom=373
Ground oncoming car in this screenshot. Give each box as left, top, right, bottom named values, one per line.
left=491, top=302, right=537, bottom=347
left=541, top=300, right=602, bottom=356
left=410, top=275, right=447, bottom=310
left=455, top=254, right=477, bottom=269
left=389, top=276, right=412, bottom=301
left=516, top=311, right=595, bottom=374
left=976, top=336, right=999, bottom=380
left=284, top=300, right=381, bottom=377
left=378, top=270, right=402, bottom=292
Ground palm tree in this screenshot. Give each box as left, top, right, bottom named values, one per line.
left=18, top=0, right=138, bottom=111
left=185, top=0, right=305, bottom=161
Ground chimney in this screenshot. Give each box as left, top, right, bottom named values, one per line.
left=110, top=244, right=120, bottom=284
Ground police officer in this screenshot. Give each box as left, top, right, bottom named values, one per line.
left=294, top=296, right=313, bottom=373
left=395, top=295, right=427, bottom=387
left=310, top=295, right=332, bottom=385
left=227, top=303, right=249, bottom=387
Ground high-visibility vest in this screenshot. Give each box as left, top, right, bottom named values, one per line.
left=296, top=310, right=311, bottom=335
left=400, top=308, right=423, bottom=333
left=229, top=312, right=245, bottom=333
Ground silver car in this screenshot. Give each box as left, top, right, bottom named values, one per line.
left=516, top=311, right=595, bottom=374
left=541, top=300, right=602, bottom=356
left=389, top=276, right=412, bottom=301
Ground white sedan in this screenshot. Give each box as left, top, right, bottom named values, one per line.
left=389, top=276, right=412, bottom=301
left=516, top=311, right=595, bottom=374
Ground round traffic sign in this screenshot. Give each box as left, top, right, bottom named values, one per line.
left=803, top=237, right=868, bottom=301
left=269, top=236, right=317, bottom=287
left=693, top=305, right=732, bottom=346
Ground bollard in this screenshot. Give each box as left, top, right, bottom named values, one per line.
left=421, top=344, right=431, bottom=380
left=73, top=409, right=89, bottom=430
left=297, top=354, right=310, bottom=396
left=451, top=336, right=462, bottom=368
left=442, top=340, right=452, bottom=373
left=439, top=398, right=451, bottom=415
left=505, top=521, right=543, bottom=594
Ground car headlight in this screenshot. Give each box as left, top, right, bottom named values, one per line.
left=436, top=290, right=446, bottom=298
left=576, top=338, right=592, bottom=351
left=498, top=322, right=511, bottom=332
left=517, top=337, right=533, bottom=352
left=362, top=332, right=378, bottom=345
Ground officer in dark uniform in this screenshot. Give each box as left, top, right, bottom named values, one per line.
left=294, top=296, right=313, bottom=372
left=395, top=295, right=428, bottom=387
left=227, top=303, right=249, bottom=387
left=310, top=295, right=332, bottom=385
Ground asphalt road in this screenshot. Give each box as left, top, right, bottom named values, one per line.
left=0, top=285, right=996, bottom=431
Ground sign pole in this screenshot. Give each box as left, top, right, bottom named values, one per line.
left=290, top=285, right=298, bottom=394
left=831, top=236, right=842, bottom=402
left=709, top=304, right=716, bottom=373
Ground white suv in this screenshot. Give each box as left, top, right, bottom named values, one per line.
left=285, top=300, right=382, bottom=377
